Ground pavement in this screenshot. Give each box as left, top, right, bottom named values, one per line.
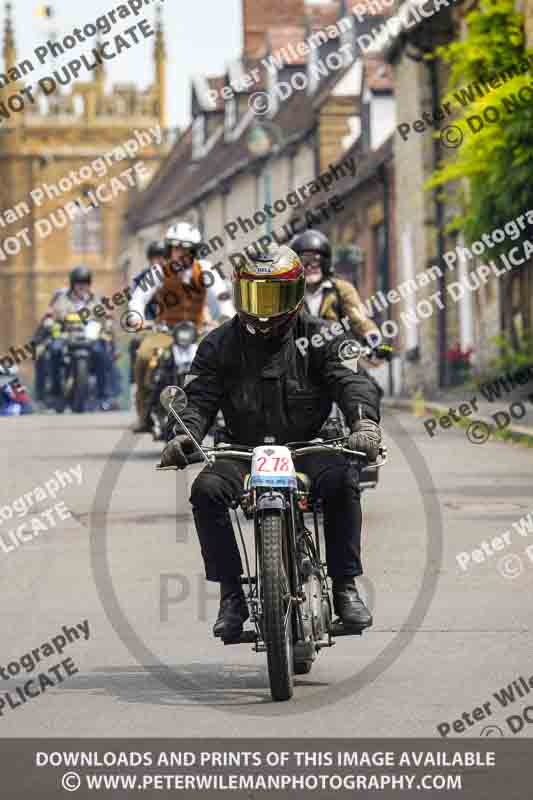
left=0, top=407, right=532, bottom=738
left=385, top=377, right=533, bottom=442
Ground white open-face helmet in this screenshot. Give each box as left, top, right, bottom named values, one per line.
left=164, top=221, right=202, bottom=256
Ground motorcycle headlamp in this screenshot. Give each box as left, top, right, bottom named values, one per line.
left=64, top=313, right=84, bottom=333
left=173, top=323, right=197, bottom=347
left=175, top=329, right=195, bottom=346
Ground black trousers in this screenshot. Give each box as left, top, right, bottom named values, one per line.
left=190, top=453, right=363, bottom=582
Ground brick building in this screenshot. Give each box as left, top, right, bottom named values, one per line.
left=0, top=2, right=170, bottom=365
left=124, top=0, right=395, bottom=360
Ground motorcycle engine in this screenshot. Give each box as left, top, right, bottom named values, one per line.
left=299, top=556, right=325, bottom=641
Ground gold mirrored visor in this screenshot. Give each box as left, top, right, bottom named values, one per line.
left=235, top=275, right=305, bottom=318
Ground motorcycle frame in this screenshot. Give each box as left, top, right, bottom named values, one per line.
left=236, top=480, right=325, bottom=651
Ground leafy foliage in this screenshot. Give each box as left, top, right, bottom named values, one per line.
left=426, top=0, right=533, bottom=244
left=489, top=333, right=533, bottom=371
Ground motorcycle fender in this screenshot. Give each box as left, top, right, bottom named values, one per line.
left=256, top=492, right=286, bottom=512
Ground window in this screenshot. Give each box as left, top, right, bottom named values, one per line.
left=225, top=97, right=237, bottom=137
left=192, top=114, right=205, bottom=159
left=71, top=192, right=103, bottom=254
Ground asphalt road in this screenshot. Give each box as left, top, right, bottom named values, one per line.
left=0, top=408, right=532, bottom=738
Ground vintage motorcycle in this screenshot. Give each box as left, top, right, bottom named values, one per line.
left=39, top=313, right=114, bottom=413
left=157, top=382, right=387, bottom=702
left=0, top=365, right=32, bottom=416
left=146, top=321, right=199, bottom=441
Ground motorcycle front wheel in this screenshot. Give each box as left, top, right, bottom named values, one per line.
left=261, top=510, right=294, bottom=702
left=71, top=357, right=90, bottom=413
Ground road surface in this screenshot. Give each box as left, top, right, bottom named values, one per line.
left=0, top=408, right=531, bottom=738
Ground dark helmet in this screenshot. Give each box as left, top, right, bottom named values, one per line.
left=290, top=229, right=333, bottom=276
left=69, top=265, right=92, bottom=288
left=146, top=240, right=166, bottom=261
left=233, top=244, right=305, bottom=338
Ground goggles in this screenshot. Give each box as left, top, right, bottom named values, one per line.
left=300, top=252, right=323, bottom=267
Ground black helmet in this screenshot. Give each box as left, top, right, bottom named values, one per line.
left=290, top=229, right=333, bottom=276
left=69, top=265, right=92, bottom=288
left=146, top=240, right=166, bottom=261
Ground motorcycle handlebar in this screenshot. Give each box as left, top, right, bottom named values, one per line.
left=359, top=344, right=395, bottom=362
left=186, top=442, right=368, bottom=462
left=157, top=444, right=386, bottom=470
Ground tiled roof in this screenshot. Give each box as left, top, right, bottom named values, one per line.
left=127, top=55, right=351, bottom=231
left=147, top=85, right=320, bottom=226
left=296, top=134, right=394, bottom=215
left=126, top=9, right=396, bottom=233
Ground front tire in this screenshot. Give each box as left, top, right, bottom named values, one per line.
left=71, top=357, right=89, bottom=413
left=261, top=511, right=293, bottom=702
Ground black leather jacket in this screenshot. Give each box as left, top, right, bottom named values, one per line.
left=176, top=313, right=382, bottom=446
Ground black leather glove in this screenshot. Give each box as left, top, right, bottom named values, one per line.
left=160, top=434, right=194, bottom=469
left=348, top=419, right=382, bottom=461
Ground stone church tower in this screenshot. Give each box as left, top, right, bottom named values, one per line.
left=0, top=1, right=168, bottom=361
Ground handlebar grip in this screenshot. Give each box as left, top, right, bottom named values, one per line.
left=185, top=450, right=206, bottom=465
left=374, top=345, right=394, bottom=361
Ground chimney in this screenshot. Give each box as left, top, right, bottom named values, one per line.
left=242, top=0, right=306, bottom=59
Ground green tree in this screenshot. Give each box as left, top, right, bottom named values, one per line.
left=426, top=0, right=533, bottom=246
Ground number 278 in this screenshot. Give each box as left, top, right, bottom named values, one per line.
left=256, top=456, right=289, bottom=472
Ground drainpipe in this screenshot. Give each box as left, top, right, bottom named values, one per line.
left=379, top=159, right=394, bottom=395
left=428, top=57, right=447, bottom=388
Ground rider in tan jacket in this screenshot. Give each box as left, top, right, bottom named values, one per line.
left=290, top=229, right=380, bottom=344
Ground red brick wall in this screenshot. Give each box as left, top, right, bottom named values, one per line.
left=242, top=0, right=306, bottom=58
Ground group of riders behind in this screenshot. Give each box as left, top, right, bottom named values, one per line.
left=13, top=221, right=381, bottom=425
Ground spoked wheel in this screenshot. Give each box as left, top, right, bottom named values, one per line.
left=261, top=511, right=294, bottom=702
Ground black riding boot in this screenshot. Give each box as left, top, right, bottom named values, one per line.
left=213, top=580, right=249, bottom=640
left=332, top=577, right=372, bottom=629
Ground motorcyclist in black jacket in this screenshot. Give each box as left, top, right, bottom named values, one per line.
left=160, top=245, right=383, bottom=640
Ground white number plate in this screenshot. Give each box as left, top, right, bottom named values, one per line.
left=250, top=445, right=297, bottom=489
